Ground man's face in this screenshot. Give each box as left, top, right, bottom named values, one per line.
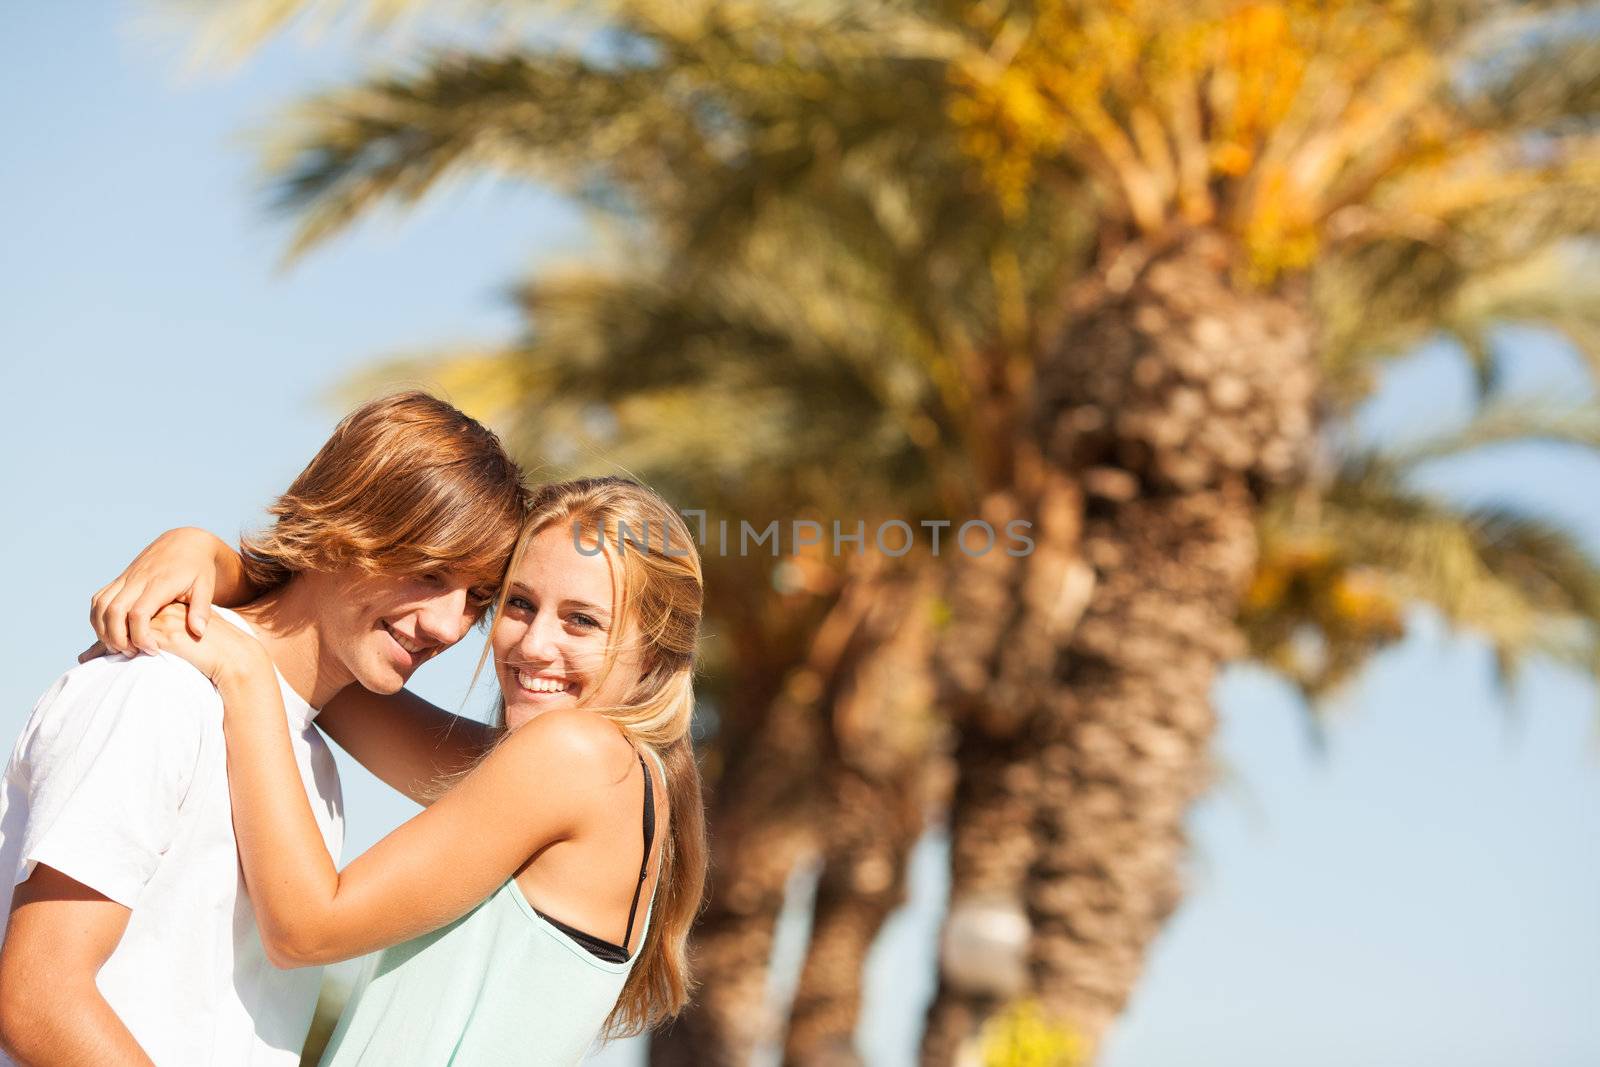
left=305, top=566, right=496, bottom=694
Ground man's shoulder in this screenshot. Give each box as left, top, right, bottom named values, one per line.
left=68, top=649, right=217, bottom=697
left=33, top=652, right=220, bottom=734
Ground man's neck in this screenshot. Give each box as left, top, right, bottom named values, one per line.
left=233, top=580, right=355, bottom=709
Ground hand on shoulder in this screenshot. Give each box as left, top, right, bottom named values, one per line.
left=121, top=604, right=270, bottom=688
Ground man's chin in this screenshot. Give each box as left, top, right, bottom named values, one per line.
left=356, top=664, right=410, bottom=695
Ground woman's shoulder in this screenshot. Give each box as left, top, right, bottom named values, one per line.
left=446, top=710, right=641, bottom=845
left=495, top=708, right=638, bottom=783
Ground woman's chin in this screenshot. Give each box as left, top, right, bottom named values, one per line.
left=503, top=694, right=573, bottom=731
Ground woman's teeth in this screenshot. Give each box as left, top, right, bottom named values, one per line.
left=515, top=669, right=571, bottom=694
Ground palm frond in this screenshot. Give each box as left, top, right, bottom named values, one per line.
left=1246, top=444, right=1600, bottom=713
left=260, top=49, right=723, bottom=260
left=1314, top=232, right=1600, bottom=406
left=1445, top=240, right=1600, bottom=390
left=1406, top=0, right=1599, bottom=51
left=256, top=1, right=975, bottom=261
left=1454, top=26, right=1600, bottom=133
left=1378, top=399, right=1600, bottom=466
left=165, top=0, right=540, bottom=68
left=339, top=244, right=962, bottom=518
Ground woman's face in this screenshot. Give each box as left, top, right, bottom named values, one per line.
left=492, top=522, right=643, bottom=731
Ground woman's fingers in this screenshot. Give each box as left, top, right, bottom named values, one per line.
left=95, top=571, right=210, bottom=657
left=126, top=586, right=173, bottom=658
left=145, top=604, right=197, bottom=652
left=187, top=572, right=215, bottom=639
left=154, top=602, right=189, bottom=622
left=90, top=529, right=229, bottom=658
left=91, top=578, right=129, bottom=654
left=89, top=580, right=112, bottom=645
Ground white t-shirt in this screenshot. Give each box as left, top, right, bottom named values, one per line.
left=0, top=607, right=344, bottom=1066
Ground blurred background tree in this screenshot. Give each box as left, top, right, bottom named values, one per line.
left=177, top=0, right=1600, bottom=1064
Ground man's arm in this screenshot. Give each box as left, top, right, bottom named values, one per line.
left=0, top=656, right=201, bottom=1065
left=317, top=686, right=497, bottom=805
left=0, top=865, right=153, bottom=1067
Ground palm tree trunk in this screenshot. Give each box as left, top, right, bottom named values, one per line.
left=918, top=728, right=1041, bottom=1067
left=653, top=559, right=941, bottom=1067
left=1023, top=485, right=1259, bottom=1054
left=649, top=688, right=824, bottom=1067
left=920, top=475, right=1095, bottom=1066
left=780, top=765, right=926, bottom=1067
left=925, top=227, right=1319, bottom=1064
left=782, top=565, right=945, bottom=1067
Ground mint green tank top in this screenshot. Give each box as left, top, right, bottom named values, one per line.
left=318, top=751, right=661, bottom=1067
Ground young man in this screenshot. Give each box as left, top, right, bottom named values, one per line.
left=0, top=392, right=524, bottom=1066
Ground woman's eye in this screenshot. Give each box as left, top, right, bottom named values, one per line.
left=571, top=614, right=599, bottom=629
left=506, top=596, right=533, bottom=612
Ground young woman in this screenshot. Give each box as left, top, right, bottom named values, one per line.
left=91, top=477, right=708, bottom=1065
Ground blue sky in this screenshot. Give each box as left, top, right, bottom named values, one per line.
left=2, top=5, right=1597, bottom=1065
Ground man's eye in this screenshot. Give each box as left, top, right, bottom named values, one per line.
left=469, top=587, right=498, bottom=607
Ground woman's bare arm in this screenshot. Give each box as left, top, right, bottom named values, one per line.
left=89, top=527, right=498, bottom=804
left=136, top=605, right=617, bottom=967
left=91, top=527, right=255, bottom=654
left=208, top=637, right=607, bottom=965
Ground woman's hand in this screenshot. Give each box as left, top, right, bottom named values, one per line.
left=126, top=604, right=272, bottom=690
left=89, top=527, right=242, bottom=656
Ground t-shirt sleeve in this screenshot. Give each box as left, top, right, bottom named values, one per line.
left=12, top=656, right=206, bottom=909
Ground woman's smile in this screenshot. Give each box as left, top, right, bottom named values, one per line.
left=511, top=668, right=578, bottom=698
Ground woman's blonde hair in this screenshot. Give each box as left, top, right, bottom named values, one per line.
left=241, top=391, right=527, bottom=596
left=483, top=476, right=708, bottom=1036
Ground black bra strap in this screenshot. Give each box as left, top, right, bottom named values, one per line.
left=620, top=749, right=656, bottom=955
left=537, top=910, right=629, bottom=964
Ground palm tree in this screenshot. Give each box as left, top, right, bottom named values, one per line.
left=177, top=0, right=1600, bottom=1063
left=259, top=10, right=1048, bottom=1060
left=917, top=6, right=1600, bottom=1059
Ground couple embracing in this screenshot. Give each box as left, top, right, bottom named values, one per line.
left=0, top=392, right=708, bottom=1066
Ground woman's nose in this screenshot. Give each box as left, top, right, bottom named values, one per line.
left=517, top=612, right=563, bottom=661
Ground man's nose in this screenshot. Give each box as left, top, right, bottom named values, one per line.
left=416, top=586, right=473, bottom=647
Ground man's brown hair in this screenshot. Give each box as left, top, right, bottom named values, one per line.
left=240, top=392, right=528, bottom=598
